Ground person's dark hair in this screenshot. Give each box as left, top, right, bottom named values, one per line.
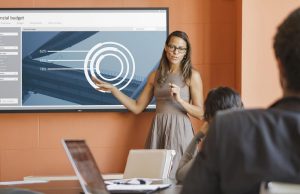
left=274, top=7, right=300, bottom=92
left=204, top=86, right=244, bottom=121
left=157, top=31, right=192, bottom=85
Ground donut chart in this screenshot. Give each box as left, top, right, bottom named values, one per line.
left=84, top=42, right=135, bottom=92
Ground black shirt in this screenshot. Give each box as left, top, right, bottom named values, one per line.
left=181, top=97, right=300, bottom=194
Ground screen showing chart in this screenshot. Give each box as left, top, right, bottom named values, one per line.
left=0, top=8, right=168, bottom=112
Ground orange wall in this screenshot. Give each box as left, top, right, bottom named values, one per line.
left=241, top=0, right=300, bottom=108
left=0, top=0, right=238, bottom=180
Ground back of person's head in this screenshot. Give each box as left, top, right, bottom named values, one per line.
left=274, top=7, right=300, bottom=92
left=204, top=86, right=243, bottom=121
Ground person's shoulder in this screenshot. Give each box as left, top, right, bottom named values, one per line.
left=208, top=109, right=266, bottom=137
left=216, top=108, right=266, bottom=121
left=147, top=71, right=157, bottom=84
left=191, top=69, right=201, bottom=78
left=149, top=70, right=157, bottom=78
left=211, top=108, right=271, bottom=133
left=218, top=108, right=265, bottom=116
left=190, top=69, right=202, bottom=84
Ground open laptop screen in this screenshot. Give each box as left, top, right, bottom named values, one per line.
left=62, top=139, right=109, bottom=194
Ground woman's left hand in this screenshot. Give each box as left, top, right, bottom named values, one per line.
left=169, top=83, right=182, bottom=102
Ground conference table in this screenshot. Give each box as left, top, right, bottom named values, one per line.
left=0, top=179, right=182, bottom=194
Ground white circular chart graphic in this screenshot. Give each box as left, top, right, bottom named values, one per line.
left=84, top=42, right=135, bottom=92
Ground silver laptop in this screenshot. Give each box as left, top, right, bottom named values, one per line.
left=61, top=139, right=170, bottom=194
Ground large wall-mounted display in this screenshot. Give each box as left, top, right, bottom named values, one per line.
left=0, top=8, right=168, bottom=112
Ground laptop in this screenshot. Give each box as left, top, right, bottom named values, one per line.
left=61, top=139, right=171, bottom=194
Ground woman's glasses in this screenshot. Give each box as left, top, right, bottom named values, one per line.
left=167, top=44, right=187, bottom=54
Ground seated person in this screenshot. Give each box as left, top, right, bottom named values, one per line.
left=176, top=86, right=243, bottom=183
left=181, top=7, right=300, bottom=194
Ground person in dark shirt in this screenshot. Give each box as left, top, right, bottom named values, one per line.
left=181, top=7, right=300, bottom=194
left=176, top=86, right=243, bottom=183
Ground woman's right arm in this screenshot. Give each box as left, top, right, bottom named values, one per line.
left=176, top=123, right=208, bottom=183
left=92, top=71, right=156, bottom=114
left=176, top=139, right=198, bottom=183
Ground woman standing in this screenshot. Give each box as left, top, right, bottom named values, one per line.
left=93, top=31, right=203, bottom=178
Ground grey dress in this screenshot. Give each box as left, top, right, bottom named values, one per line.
left=145, top=72, right=194, bottom=178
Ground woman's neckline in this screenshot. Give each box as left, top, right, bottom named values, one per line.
left=168, top=70, right=181, bottom=75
